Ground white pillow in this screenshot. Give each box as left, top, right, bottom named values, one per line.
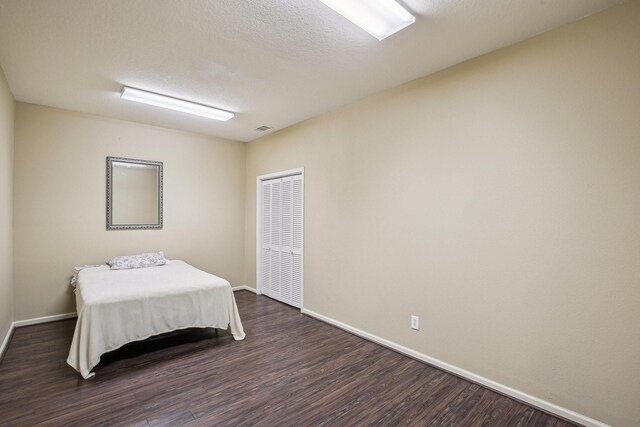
left=107, top=251, right=167, bottom=270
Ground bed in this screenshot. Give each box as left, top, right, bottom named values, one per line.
left=67, top=260, right=245, bottom=379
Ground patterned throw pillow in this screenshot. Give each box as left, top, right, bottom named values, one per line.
left=107, top=251, right=167, bottom=270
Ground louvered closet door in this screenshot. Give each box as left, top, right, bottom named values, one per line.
left=270, top=179, right=282, bottom=298
left=279, top=177, right=293, bottom=303
left=261, top=180, right=272, bottom=295
left=290, top=175, right=303, bottom=307
left=261, top=175, right=302, bottom=308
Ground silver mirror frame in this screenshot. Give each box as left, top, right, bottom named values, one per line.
left=106, top=156, right=163, bottom=230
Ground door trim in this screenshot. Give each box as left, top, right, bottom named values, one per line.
left=256, top=167, right=304, bottom=309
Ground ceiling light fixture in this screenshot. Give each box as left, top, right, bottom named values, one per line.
left=120, top=86, right=234, bottom=121
left=318, top=0, right=415, bottom=40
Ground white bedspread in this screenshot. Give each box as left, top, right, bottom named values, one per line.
left=67, top=260, right=245, bottom=379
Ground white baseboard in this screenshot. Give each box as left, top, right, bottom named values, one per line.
left=232, top=286, right=257, bottom=294
left=0, top=322, right=15, bottom=361
left=301, top=308, right=609, bottom=427
left=2, top=313, right=78, bottom=360
left=13, top=312, right=77, bottom=328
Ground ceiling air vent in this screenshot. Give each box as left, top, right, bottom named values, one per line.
left=256, top=125, right=272, bottom=132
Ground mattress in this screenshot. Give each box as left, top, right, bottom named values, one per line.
left=67, top=260, right=245, bottom=379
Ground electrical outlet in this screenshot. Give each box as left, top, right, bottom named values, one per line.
left=411, top=315, right=420, bottom=330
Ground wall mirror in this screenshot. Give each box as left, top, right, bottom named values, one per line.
left=106, top=156, right=163, bottom=230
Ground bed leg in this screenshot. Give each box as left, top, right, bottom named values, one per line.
left=215, top=328, right=218, bottom=337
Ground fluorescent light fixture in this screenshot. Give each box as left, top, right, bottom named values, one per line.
left=319, top=0, right=415, bottom=40
left=120, top=86, right=234, bottom=121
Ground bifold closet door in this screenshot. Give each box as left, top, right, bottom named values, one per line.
left=261, top=175, right=302, bottom=308
left=261, top=180, right=272, bottom=296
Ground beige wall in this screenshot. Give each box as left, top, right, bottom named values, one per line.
left=0, top=66, right=14, bottom=344
left=244, top=3, right=640, bottom=426
left=13, top=103, right=246, bottom=319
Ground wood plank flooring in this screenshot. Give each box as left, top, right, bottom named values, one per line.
left=0, top=291, right=578, bottom=426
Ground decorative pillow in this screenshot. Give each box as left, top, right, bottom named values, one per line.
left=107, top=251, right=167, bottom=270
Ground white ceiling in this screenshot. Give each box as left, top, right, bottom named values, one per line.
left=0, top=0, right=623, bottom=142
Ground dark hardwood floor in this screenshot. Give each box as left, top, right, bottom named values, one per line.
left=0, top=291, right=578, bottom=426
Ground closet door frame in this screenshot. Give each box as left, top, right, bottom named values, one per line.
left=256, top=167, right=304, bottom=309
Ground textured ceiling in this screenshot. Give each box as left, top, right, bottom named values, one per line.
left=0, top=0, right=623, bottom=142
